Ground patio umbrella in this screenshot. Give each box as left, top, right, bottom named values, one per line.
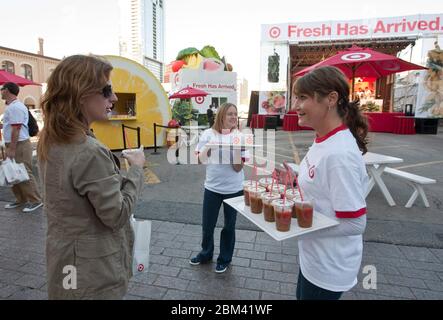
left=293, top=45, right=427, bottom=97
left=168, top=86, right=209, bottom=99
left=0, top=70, right=41, bottom=86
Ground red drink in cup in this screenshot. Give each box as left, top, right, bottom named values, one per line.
left=295, top=200, right=314, bottom=228
left=285, top=190, right=301, bottom=218
left=272, top=199, right=294, bottom=232
left=261, top=192, right=281, bottom=222
left=249, top=187, right=266, bottom=214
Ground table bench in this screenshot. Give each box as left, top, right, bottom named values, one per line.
left=383, top=167, right=436, bottom=208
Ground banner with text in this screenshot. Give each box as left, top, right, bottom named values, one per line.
left=262, top=14, right=443, bottom=43
left=172, top=69, right=237, bottom=114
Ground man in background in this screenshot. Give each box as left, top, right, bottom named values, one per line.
left=1, top=82, right=42, bottom=212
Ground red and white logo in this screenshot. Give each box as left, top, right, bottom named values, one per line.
left=195, top=96, right=205, bottom=104
left=269, top=27, right=281, bottom=39
left=309, top=165, right=315, bottom=179
left=174, top=73, right=180, bottom=86
left=137, top=264, right=145, bottom=272
left=341, top=52, right=371, bottom=61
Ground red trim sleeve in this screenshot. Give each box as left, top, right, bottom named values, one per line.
left=11, top=124, right=22, bottom=127
left=335, top=207, right=366, bottom=219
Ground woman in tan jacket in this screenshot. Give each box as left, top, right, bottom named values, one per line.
left=37, top=55, right=145, bottom=299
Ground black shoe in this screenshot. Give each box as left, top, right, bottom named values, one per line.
left=189, top=256, right=211, bottom=266
left=215, top=263, right=229, bottom=273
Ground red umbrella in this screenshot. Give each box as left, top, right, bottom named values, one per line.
left=168, top=86, right=209, bottom=99
left=0, top=70, right=41, bottom=86
left=293, top=45, right=427, bottom=97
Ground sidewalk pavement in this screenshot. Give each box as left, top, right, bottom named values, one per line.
left=1, top=200, right=443, bottom=300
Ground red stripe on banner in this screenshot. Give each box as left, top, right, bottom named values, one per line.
left=335, top=208, right=366, bottom=219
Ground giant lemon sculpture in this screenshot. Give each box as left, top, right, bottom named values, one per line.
left=91, top=55, right=170, bottom=150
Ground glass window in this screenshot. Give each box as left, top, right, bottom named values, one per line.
left=21, top=64, right=33, bottom=81
left=1, top=60, right=15, bottom=74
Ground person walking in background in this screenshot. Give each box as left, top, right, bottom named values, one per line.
left=280, top=66, right=369, bottom=300
left=37, top=55, right=145, bottom=299
left=206, top=104, right=214, bottom=127
left=0, top=82, right=42, bottom=212
left=190, top=103, right=247, bottom=273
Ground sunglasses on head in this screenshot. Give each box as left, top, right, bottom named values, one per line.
left=102, top=84, right=113, bottom=98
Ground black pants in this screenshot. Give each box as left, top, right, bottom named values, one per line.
left=296, top=271, right=343, bottom=300
left=197, top=188, right=243, bottom=265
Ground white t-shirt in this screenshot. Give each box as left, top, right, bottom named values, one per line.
left=3, top=100, right=30, bottom=143
left=195, top=129, right=247, bottom=194
left=297, top=125, right=369, bottom=292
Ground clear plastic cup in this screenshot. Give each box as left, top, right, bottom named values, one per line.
left=268, top=184, right=286, bottom=196
left=294, top=200, right=314, bottom=228
left=249, top=186, right=266, bottom=214
left=261, top=192, right=281, bottom=222
left=285, top=189, right=302, bottom=218
left=259, top=177, right=274, bottom=190
left=243, top=180, right=255, bottom=206
left=272, top=199, right=294, bottom=232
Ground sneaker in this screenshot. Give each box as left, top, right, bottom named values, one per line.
left=215, top=263, right=229, bottom=273
left=22, top=202, right=43, bottom=213
left=189, top=256, right=211, bottom=266
left=4, top=201, right=24, bottom=209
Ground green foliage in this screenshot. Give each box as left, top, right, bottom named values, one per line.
left=199, top=45, right=221, bottom=61
left=198, top=114, right=208, bottom=126
left=359, top=101, right=381, bottom=112
left=176, top=47, right=199, bottom=60
left=171, top=100, right=199, bottom=125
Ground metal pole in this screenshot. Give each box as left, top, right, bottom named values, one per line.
left=152, top=123, right=160, bottom=154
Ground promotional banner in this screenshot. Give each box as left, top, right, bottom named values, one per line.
left=259, top=43, right=289, bottom=91
left=262, top=14, right=443, bottom=43
left=258, top=91, right=287, bottom=115
left=171, top=69, right=237, bottom=113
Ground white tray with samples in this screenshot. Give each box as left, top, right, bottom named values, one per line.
left=224, top=196, right=339, bottom=241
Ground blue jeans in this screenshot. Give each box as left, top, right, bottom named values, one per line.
left=296, top=271, right=343, bottom=300
left=197, top=188, right=243, bottom=265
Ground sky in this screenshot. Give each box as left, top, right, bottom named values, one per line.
left=1, top=0, right=442, bottom=90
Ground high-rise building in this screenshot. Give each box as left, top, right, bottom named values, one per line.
left=118, top=0, right=165, bottom=81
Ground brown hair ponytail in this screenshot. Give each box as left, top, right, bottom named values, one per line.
left=337, top=96, right=368, bottom=154
left=293, top=66, right=369, bottom=154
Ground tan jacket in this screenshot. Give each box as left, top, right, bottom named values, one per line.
left=39, top=135, right=144, bottom=299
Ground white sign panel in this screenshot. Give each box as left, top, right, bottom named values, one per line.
left=171, top=69, right=237, bottom=114
left=262, top=14, right=443, bottom=43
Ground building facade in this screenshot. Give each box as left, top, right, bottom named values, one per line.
left=0, top=40, right=60, bottom=114
left=118, top=0, right=165, bottom=81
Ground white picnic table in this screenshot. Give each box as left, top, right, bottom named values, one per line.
left=363, top=152, right=404, bottom=206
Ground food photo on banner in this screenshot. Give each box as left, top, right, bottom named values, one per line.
left=258, top=91, right=287, bottom=115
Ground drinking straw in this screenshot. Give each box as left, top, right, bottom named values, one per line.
left=293, top=171, right=304, bottom=201
left=283, top=173, right=288, bottom=206
left=288, top=168, right=296, bottom=194
left=270, top=170, right=276, bottom=194
left=254, top=165, right=258, bottom=191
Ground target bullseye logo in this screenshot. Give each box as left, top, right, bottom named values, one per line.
left=195, top=96, right=205, bottom=104
left=174, top=73, right=180, bottom=86
left=341, top=52, right=371, bottom=61
left=137, top=264, right=144, bottom=272
left=269, top=27, right=281, bottom=39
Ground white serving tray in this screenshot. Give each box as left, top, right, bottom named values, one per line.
left=205, top=143, right=263, bottom=148
left=224, top=196, right=339, bottom=241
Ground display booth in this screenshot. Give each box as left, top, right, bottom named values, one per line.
left=91, top=56, right=171, bottom=150
left=256, top=13, right=442, bottom=134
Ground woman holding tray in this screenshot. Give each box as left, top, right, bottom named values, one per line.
left=189, top=103, right=247, bottom=273
left=281, top=66, right=369, bottom=300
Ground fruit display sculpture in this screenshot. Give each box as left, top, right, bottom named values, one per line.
left=418, top=41, right=443, bottom=117
left=170, top=45, right=233, bottom=73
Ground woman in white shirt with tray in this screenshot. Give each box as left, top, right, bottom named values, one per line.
left=283, top=66, right=369, bottom=300
left=190, top=103, right=247, bottom=273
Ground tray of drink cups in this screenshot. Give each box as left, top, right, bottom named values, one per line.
left=224, top=195, right=339, bottom=241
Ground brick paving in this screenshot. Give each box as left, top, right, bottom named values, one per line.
left=1, top=204, right=443, bottom=300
